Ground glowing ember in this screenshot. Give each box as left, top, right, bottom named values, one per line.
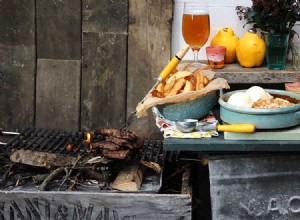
left=66, top=143, right=73, bottom=151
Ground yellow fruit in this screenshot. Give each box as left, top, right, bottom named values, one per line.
left=211, top=27, right=239, bottom=63
left=236, top=30, right=266, bottom=68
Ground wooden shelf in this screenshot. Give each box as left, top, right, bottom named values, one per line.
left=212, top=61, right=300, bottom=84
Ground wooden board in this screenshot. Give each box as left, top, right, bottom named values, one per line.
left=36, top=59, right=81, bottom=131
left=36, top=0, right=81, bottom=60
left=209, top=155, right=300, bottom=219
left=82, top=0, right=128, bottom=33
left=81, top=0, right=128, bottom=131
left=0, top=191, right=191, bottom=219
left=213, top=61, right=299, bottom=84
left=0, top=0, right=35, bottom=131
left=127, top=0, right=173, bottom=138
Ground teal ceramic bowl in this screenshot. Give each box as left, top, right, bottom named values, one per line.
left=156, top=90, right=217, bottom=121
left=219, top=89, right=300, bottom=129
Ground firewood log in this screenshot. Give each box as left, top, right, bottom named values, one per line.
left=10, top=149, right=77, bottom=168
left=111, top=161, right=146, bottom=191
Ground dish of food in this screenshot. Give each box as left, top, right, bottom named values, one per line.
left=219, top=89, right=300, bottom=129
left=227, top=86, right=299, bottom=109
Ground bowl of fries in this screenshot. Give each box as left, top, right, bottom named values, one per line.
left=156, top=91, right=217, bottom=121
left=151, top=70, right=218, bottom=121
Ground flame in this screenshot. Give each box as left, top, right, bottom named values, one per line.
left=66, top=143, right=73, bottom=151
left=85, top=132, right=92, bottom=150
left=86, top=132, right=91, bottom=143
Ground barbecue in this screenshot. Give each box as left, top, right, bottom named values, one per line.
left=0, top=128, right=188, bottom=192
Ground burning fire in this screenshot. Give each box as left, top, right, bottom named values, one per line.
left=65, top=132, right=92, bottom=151
left=85, top=132, right=92, bottom=150
left=66, top=143, right=73, bottom=151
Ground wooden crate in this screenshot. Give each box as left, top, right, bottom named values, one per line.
left=0, top=191, right=191, bottom=219
left=209, top=154, right=300, bottom=220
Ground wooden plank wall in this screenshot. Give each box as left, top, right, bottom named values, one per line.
left=0, top=0, right=173, bottom=138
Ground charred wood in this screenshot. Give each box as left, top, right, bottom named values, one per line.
left=84, top=170, right=109, bottom=182
left=181, top=164, right=192, bottom=195
left=39, top=167, right=66, bottom=191
left=58, top=156, right=81, bottom=191
left=0, top=163, right=14, bottom=188
left=140, top=160, right=161, bottom=173
left=32, top=174, right=48, bottom=184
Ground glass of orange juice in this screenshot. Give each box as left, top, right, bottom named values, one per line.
left=182, top=1, right=210, bottom=67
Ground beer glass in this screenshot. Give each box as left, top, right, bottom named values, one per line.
left=182, top=1, right=210, bottom=66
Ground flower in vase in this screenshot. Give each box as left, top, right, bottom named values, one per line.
left=236, top=0, right=300, bottom=35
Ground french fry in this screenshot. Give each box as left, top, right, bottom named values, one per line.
left=156, top=82, right=164, bottom=93
left=163, top=79, right=176, bottom=94
left=166, top=78, right=186, bottom=97
left=198, top=82, right=204, bottom=90
left=186, top=75, right=196, bottom=89
left=183, top=80, right=193, bottom=93
left=203, top=76, right=210, bottom=86
left=195, top=72, right=204, bottom=90
left=150, top=69, right=211, bottom=98
left=166, top=71, right=193, bottom=84
left=151, top=90, right=164, bottom=98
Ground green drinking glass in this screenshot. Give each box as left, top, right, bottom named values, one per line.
left=265, top=33, right=289, bottom=70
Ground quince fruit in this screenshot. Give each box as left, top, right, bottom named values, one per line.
left=211, top=27, right=239, bottom=63
left=236, top=30, right=266, bottom=68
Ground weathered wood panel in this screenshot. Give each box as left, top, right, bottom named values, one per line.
left=82, top=0, right=128, bottom=33
left=0, top=0, right=35, bottom=131
left=213, top=62, right=299, bottom=84
left=209, top=155, right=300, bottom=220
left=36, top=59, right=81, bottom=131
left=36, top=0, right=81, bottom=60
left=127, top=0, right=173, bottom=138
left=0, top=191, right=192, bottom=219
left=81, top=0, right=128, bottom=131
left=81, top=32, right=127, bottom=130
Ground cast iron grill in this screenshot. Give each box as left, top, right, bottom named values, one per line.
left=141, top=138, right=165, bottom=164
left=4, top=128, right=93, bottom=155
left=2, top=128, right=165, bottom=163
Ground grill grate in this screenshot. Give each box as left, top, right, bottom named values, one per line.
left=3, top=128, right=165, bottom=163
left=5, top=128, right=102, bottom=155
left=141, top=139, right=165, bottom=164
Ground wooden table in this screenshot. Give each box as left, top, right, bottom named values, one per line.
left=163, top=134, right=300, bottom=152
left=163, top=107, right=300, bottom=152
left=212, top=61, right=299, bottom=84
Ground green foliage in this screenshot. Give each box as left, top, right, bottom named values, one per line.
left=236, top=0, right=300, bottom=34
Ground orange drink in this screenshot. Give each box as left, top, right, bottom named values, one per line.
left=182, top=1, right=210, bottom=65
left=182, top=14, right=210, bottom=50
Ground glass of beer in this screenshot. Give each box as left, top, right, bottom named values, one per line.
left=182, top=1, right=210, bottom=66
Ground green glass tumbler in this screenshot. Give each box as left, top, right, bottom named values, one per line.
left=265, top=33, right=289, bottom=70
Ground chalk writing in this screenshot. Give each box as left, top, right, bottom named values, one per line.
left=240, top=196, right=300, bottom=217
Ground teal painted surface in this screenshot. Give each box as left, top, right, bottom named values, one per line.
left=219, top=89, right=300, bottom=129
left=157, top=90, right=217, bottom=121
left=163, top=134, right=300, bottom=152
left=224, top=124, right=300, bottom=140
